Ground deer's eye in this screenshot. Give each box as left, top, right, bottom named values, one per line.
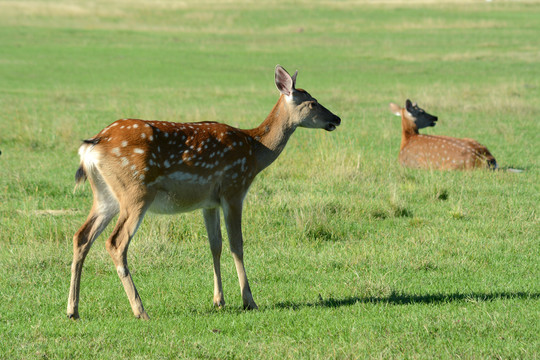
left=308, top=101, right=318, bottom=109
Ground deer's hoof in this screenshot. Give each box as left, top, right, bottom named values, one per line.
left=243, top=301, right=259, bottom=310
left=67, top=312, right=80, bottom=320
left=136, top=312, right=150, bottom=320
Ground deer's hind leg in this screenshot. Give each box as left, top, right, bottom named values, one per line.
left=67, top=173, right=119, bottom=319
left=104, top=191, right=154, bottom=320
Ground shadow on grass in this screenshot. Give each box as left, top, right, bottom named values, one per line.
left=275, top=291, right=539, bottom=310
left=499, top=166, right=527, bottom=173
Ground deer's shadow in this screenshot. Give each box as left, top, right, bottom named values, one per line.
left=274, top=291, right=539, bottom=310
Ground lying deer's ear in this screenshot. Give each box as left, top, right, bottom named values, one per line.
left=275, top=65, right=294, bottom=96
left=405, top=99, right=414, bottom=113
left=389, top=103, right=402, bottom=116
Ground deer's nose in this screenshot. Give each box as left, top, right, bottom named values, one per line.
left=333, top=115, right=341, bottom=126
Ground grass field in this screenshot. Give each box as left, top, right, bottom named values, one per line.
left=0, top=0, right=539, bottom=358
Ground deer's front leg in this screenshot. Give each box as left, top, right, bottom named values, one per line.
left=203, top=208, right=225, bottom=308
left=222, top=199, right=258, bottom=310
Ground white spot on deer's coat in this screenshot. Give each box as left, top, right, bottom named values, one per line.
left=141, top=133, right=146, bottom=139
left=112, top=147, right=121, bottom=156
left=134, top=148, right=144, bottom=154
left=120, top=157, right=129, bottom=167
left=122, top=141, right=128, bottom=147
left=164, top=160, right=171, bottom=168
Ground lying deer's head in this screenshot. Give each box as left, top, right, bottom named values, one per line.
left=390, top=99, right=438, bottom=131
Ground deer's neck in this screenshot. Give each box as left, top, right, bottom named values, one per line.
left=400, top=112, right=419, bottom=151
left=246, top=95, right=296, bottom=173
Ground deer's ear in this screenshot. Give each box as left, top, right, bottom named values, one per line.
left=275, top=65, right=294, bottom=96
left=405, top=99, right=414, bottom=113
left=389, top=103, right=402, bottom=116
left=291, top=70, right=298, bottom=89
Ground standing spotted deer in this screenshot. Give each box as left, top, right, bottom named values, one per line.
left=67, top=65, right=341, bottom=319
left=389, top=100, right=497, bottom=170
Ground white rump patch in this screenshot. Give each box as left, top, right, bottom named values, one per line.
left=78, top=143, right=101, bottom=174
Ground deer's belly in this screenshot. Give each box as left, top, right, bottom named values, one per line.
left=147, top=173, right=220, bottom=214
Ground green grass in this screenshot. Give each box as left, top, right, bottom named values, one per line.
left=0, top=0, right=539, bottom=358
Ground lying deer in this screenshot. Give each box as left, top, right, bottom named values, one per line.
left=67, top=65, right=341, bottom=319
left=389, top=100, right=497, bottom=170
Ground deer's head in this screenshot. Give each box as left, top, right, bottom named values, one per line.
left=390, top=99, right=438, bottom=131
left=275, top=65, right=341, bottom=132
